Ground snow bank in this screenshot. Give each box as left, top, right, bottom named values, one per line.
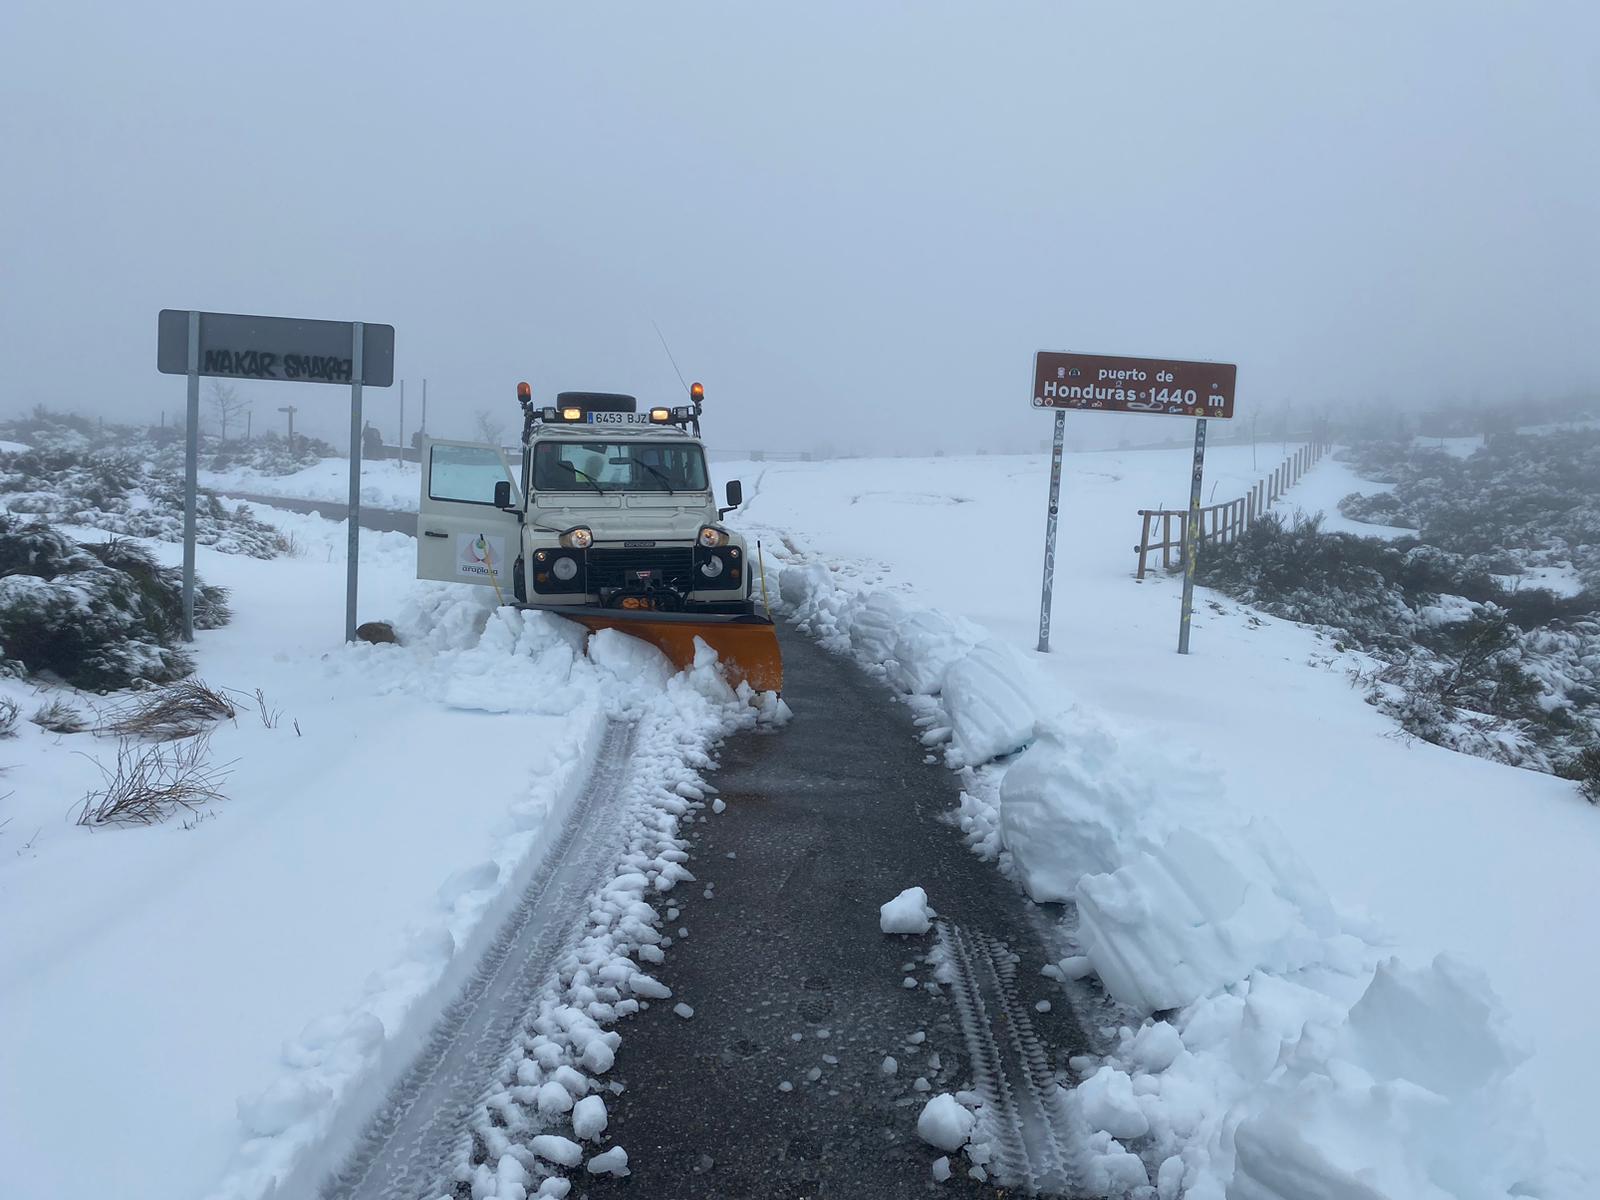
left=774, top=554, right=1572, bottom=1199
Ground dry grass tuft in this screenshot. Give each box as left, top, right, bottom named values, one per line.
left=75, top=733, right=231, bottom=827
left=30, top=697, right=88, bottom=734
left=0, top=697, right=18, bottom=738
left=99, top=679, right=236, bottom=741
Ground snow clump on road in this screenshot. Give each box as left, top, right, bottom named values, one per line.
left=879, top=885, right=935, bottom=934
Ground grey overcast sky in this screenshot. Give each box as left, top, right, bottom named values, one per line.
left=2, top=1, right=1596, bottom=455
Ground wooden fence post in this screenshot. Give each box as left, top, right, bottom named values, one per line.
left=1136, top=510, right=1152, bottom=579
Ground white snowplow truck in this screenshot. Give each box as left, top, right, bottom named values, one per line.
left=416, top=381, right=782, bottom=693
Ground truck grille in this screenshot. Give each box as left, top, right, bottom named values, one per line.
left=587, top=547, right=695, bottom=591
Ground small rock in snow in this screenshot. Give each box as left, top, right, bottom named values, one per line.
left=913, top=1076, right=931, bottom=1092
left=908, top=1031, right=927, bottom=1045
left=881, top=1056, right=899, bottom=1075
left=674, top=1003, right=695, bottom=1019
left=712, top=798, right=726, bottom=814
left=586, top=1146, right=630, bottom=1177
left=917, top=1094, right=976, bottom=1151
left=879, top=886, right=935, bottom=935
left=572, top=1094, right=608, bottom=1140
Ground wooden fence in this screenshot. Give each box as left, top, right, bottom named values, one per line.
left=1135, top=442, right=1329, bottom=579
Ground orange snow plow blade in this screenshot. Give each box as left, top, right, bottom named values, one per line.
left=563, top=609, right=784, bottom=695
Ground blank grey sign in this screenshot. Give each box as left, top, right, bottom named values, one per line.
left=157, top=309, right=395, bottom=387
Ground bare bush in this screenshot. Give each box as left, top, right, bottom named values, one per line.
left=99, top=679, right=236, bottom=741
left=253, top=687, right=281, bottom=729
left=0, top=697, right=17, bottom=738
left=30, top=697, right=88, bottom=734
left=75, top=733, right=231, bottom=827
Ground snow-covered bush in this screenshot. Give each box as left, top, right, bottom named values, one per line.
left=0, top=445, right=288, bottom=559
left=0, top=518, right=229, bottom=691
left=1198, top=511, right=1595, bottom=776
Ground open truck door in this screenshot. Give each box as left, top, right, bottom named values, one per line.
left=417, top=438, right=523, bottom=601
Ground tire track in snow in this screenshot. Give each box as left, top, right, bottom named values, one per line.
left=322, top=719, right=638, bottom=1200
left=939, top=921, right=1080, bottom=1196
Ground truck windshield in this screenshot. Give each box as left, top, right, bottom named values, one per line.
left=533, top=441, right=708, bottom=493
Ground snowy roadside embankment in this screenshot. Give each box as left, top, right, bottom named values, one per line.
left=776, top=555, right=1580, bottom=1199
left=200, top=456, right=421, bottom=512
left=0, top=501, right=778, bottom=1200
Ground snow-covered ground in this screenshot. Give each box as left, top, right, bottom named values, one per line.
left=717, top=441, right=1597, bottom=1196
left=0, top=502, right=769, bottom=1199
left=200, top=457, right=422, bottom=511
left=7, top=439, right=1595, bottom=1197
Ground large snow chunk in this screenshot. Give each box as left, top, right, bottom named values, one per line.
left=1077, top=820, right=1340, bottom=1013
left=879, top=886, right=935, bottom=935
left=1229, top=955, right=1544, bottom=1200
left=916, top=1093, right=976, bottom=1151
left=1077, top=1066, right=1150, bottom=1140
left=998, top=718, right=1208, bottom=902
left=585, top=627, right=674, bottom=689
left=849, top=590, right=912, bottom=666
left=235, top=1076, right=333, bottom=1137
left=572, top=1094, right=608, bottom=1141
left=887, top=607, right=985, bottom=696
left=529, top=1135, right=584, bottom=1167
left=942, top=639, right=1044, bottom=765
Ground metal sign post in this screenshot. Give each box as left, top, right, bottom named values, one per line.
left=1036, top=408, right=1066, bottom=652
left=1030, top=349, right=1237, bottom=657
left=182, top=310, right=200, bottom=640
left=1177, top=417, right=1208, bottom=654
left=159, top=310, right=394, bottom=644
left=347, top=323, right=364, bottom=643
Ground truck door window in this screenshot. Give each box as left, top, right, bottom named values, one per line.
left=429, top=444, right=512, bottom=505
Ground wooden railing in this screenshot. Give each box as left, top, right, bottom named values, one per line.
left=1135, top=442, right=1329, bottom=579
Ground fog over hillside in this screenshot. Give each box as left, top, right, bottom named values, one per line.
left=2, top=1, right=1596, bottom=455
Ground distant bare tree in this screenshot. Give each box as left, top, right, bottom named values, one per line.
left=209, top=380, right=249, bottom=442
left=474, top=408, right=507, bottom=445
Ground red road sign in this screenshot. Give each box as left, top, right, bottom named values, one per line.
left=1032, top=351, right=1237, bottom=420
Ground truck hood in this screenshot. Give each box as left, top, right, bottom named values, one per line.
left=529, top=495, right=717, bottom=541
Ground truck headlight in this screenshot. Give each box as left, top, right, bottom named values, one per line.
left=560, top=525, right=593, bottom=549
left=553, top=556, right=579, bottom=581
left=697, top=525, right=730, bottom=549
left=699, top=555, right=725, bottom=579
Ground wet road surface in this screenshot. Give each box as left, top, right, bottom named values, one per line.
left=579, top=627, right=1092, bottom=1199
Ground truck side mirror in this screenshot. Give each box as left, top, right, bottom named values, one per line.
left=725, top=479, right=743, bottom=509
left=493, top=480, right=512, bottom=509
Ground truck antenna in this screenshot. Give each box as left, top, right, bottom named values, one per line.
left=652, top=319, right=691, bottom=396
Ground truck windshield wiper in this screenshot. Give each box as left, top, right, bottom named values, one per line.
left=557, top=461, right=607, bottom=494
left=632, top=460, right=676, bottom=494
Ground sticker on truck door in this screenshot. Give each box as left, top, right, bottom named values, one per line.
left=456, top=532, right=509, bottom=582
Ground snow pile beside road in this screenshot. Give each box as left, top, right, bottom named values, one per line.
left=776, top=557, right=1569, bottom=1199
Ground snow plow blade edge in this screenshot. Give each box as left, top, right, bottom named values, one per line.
left=562, top=610, right=784, bottom=695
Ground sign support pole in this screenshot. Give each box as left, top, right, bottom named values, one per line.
left=182, top=309, right=200, bottom=642
left=1177, top=416, right=1208, bottom=654
left=346, top=322, right=364, bottom=642
left=1035, top=408, right=1066, bottom=653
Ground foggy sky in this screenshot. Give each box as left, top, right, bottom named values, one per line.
left=2, top=1, right=1596, bottom=456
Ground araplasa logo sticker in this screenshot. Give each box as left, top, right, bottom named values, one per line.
left=457, top=532, right=507, bottom=581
